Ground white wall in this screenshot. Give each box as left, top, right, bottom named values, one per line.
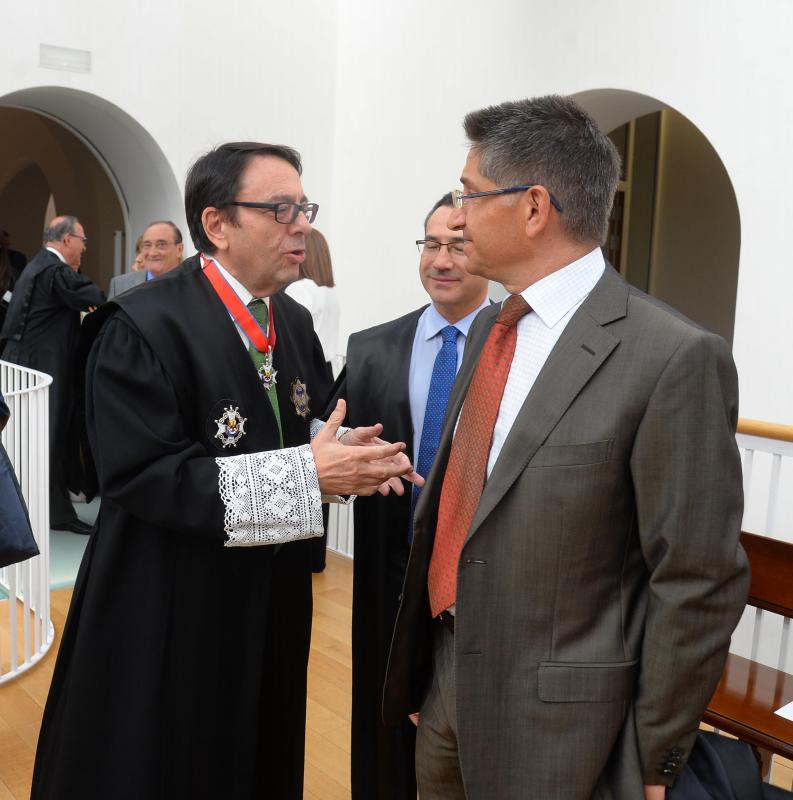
left=4, top=0, right=793, bottom=423
left=330, top=0, right=793, bottom=425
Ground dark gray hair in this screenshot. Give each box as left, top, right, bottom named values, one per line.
left=463, top=95, right=621, bottom=244
left=42, top=216, right=79, bottom=245
left=424, top=192, right=454, bottom=233
left=144, top=220, right=183, bottom=244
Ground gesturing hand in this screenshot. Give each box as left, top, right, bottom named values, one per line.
left=340, top=423, right=425, bottom=496
left=312, top=400, right=420, bottom=497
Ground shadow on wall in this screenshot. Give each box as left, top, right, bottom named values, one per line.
left=574, top=88, right=740, bottom=346
left=0, top=107, right=124, bottom=290
left=0, top=86, right=185, bottom=291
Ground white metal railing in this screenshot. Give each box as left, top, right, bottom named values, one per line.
left=326, top=354, right=355, bottom=557
left=729, top=421, right=793, bottom=672
left=0, top=360, right=54, bottom=683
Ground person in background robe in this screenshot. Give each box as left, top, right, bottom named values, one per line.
left=325, top=192, right=490, bottom=800
left=0, top=216, right=104, bottom=534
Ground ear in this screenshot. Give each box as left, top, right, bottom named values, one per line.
left=201, top=207, right=229, bottom=253
left=523, top=185, right=553, bottom=240
left=176, top=242, right=184, bottom=259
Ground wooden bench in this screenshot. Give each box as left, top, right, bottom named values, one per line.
left=704, top=532, right=793, bottom=762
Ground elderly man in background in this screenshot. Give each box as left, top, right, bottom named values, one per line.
left=108, top=220, right=184, bottom=299
left=0, top=216, right=104, bottom=534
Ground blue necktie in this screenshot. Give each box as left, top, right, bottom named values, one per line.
left=409, top=325, right=459, bottom=544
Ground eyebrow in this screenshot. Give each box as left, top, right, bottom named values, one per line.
left=264, top=193, right=309, bottom=203
left=425, top=235, right=465, bottom=241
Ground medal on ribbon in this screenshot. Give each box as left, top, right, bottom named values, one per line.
left=201, top=254, right=277, bottom=389
left=290, top=378, right=310, bottom=419
left=258, top=352, right=278, bottom=391
left=215, top=405, right=247, bottom=448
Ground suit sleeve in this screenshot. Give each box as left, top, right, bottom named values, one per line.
left=629, top=330, right=750, bottom=785
left=88, top=314, right=324, bottom=544
left=51, top=264, right=106, bottom=309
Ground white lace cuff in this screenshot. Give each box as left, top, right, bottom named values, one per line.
left=309, top=418, right=350, bottom=441
left=216, top=444, right=323, bottom=547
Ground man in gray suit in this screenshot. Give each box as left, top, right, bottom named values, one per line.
left=108, top=220, right=183, bottom=299
left=383, top=95, right=749, bottom=799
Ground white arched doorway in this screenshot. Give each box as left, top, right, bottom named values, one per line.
left=0, top=86, right=184, bottom=286
left=572, top=89, right=741, bottom=345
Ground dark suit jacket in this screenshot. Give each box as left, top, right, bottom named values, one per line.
left=325, top=306, right=426, bottom=800
left=107, top=270, right=147, bottom=300
left=383, top=266, right=750, bottom=799
left=0, top=248, right=105, bottom=482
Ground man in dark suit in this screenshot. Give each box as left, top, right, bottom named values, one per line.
left=383, top=95, right=750, bottom=799
left=107, top=220, right=184, bottom=299
left=0, top=216, right=105, bottom=533
left=328, top=193, right=489, bottom=799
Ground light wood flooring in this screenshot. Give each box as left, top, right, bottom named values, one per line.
left=2, top=551, right=793, bottom=798
left=0, top=552, right=355, bottom=799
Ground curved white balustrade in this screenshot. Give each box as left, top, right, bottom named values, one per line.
left=0, top=360, right=54, bottom=684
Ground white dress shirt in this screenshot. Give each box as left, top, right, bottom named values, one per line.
left=486, top=247, right=605, bottom=478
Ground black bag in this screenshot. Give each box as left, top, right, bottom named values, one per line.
left=0, top=394, right=39, bottom=568
left=668, top=731, right=793, bottom=800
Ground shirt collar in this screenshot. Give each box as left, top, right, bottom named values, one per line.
left=518, top=247, right=605, bottom=328
left=45, top=246, right=66, bottom=264
left=204, top=255, right=268, bottom=308
left=422, top=296, right=492, bottom=341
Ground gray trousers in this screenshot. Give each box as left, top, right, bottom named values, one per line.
left=415, top=621, right=467, bottom=800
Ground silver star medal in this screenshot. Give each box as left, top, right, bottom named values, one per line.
left=215, top=405, right=247, bottom=448
left=258, top=351, right=278, bottom=391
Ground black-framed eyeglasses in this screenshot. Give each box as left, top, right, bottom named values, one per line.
left=416, top=239, right=466, bottom=256
left=227, top=201, right=319, bottom=225
left=451, top=185, right=563, bottom=213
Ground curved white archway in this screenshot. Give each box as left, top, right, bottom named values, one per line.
left=571, top=88, right=741, bottom=344
left=0, top=86, right=184, bottom=270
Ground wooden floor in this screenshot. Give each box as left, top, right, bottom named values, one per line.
left=3, top=551, right=793, bottom=798
left=0, top=551, right=355, bottom=800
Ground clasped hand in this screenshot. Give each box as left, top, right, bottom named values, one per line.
left=312, top=399, right=425, bottom=497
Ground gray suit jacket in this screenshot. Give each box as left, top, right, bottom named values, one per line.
left=107, top=270, right=146, bottom=300
left=383, top=266, right=749, bottom=799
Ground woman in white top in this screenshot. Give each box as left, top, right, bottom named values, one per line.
left=284, top=228, right=340, bottom=373
left=284, top=228, right=340, bottom=573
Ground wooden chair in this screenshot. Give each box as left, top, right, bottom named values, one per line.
left=705, top=532, right=793, bottom=764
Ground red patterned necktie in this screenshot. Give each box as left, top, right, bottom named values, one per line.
left=427, top=294, right=532, bottom=617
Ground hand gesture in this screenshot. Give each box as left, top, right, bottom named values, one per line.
left=340, top=423, right=425, bottom=496
left=312, top=400, right=420, bottom=497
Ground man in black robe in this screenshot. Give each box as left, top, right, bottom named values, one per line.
left=0, top=216, right=104, bottom=533
left=31, top=142, right=418, bottom=800
left=326, top=194, right=490, bottom=800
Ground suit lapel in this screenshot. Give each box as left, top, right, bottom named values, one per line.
left=466, top=267, right=628, bottom=541
left=388, top=309, right=425, bottom=460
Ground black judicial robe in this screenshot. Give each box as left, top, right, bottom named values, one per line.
left=31, top=256, right=330, bottom=800
left=0, top=249, right=105, bottom=521
left=324, top=307, right=426, bottom=800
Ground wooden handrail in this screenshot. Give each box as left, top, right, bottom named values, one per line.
left=738, top=418, right=793, bottom=444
